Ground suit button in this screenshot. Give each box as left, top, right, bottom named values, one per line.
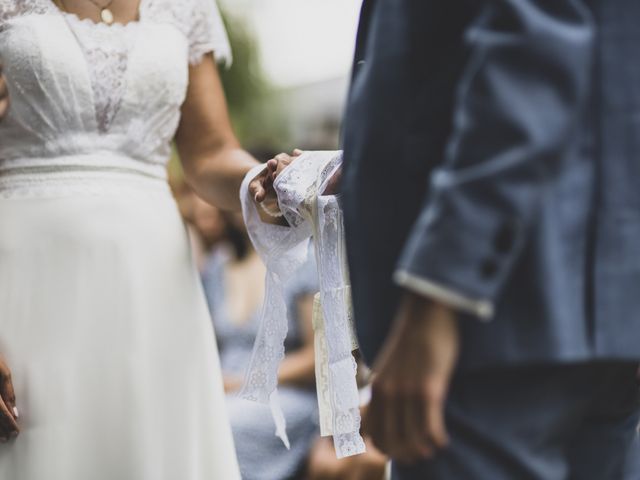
left=481, top=259, right=499, bottom=278
left=494, top=222, right=517, bottom=254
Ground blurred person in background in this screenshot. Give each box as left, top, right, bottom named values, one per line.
left=193, top=204, right=319, bottom=480
left=191, top=194, right=227, bottom=266
left=0, top=1, right=281, bottom=479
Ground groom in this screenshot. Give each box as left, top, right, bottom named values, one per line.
left=338, top=0, right=640, bottom=478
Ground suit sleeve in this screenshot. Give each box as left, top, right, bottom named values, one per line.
left=394, top=0, right=595, bottom=317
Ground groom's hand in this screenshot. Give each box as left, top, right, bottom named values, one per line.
left=365, top=293, right=459, bottom=464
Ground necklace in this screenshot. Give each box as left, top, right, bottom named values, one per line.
left=57, top=0, right=117, bottom=25
left=89, top=0, right=116, bottom=25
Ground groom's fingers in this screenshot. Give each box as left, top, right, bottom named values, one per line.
left=425, top=389, right=449, bottom=449
left=367, top=382, right=392, bottom=454
left=391, top=390, right=432, bottom=463
left=408, top=392, right=435, bottom=459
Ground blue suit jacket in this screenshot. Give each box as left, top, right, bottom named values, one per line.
left=342, top=0, right=640, bottom=369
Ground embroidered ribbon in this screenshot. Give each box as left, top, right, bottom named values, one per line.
left=239, top=152, right=365, bottom=458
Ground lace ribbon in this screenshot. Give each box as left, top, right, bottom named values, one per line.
left=239, top=152, right=365, bottom=458
left=239, top=164, right=311, bottom=449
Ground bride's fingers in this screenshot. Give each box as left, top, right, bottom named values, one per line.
left=249, top=173, right=268, bottom=203
left=252, top=153, right=294, bottom=202
left=0, top=374, right=17, bottom=421
left=0, top=70, right=9, bottom=120
left=292, top=149, right=303, bottom=156
left=270, top=153, right=294, bottom=180
left=0, top=364, right=19, bottom=441
left=0, top=97, right=8, bottom=120
left=0, top=398, right=19, bottom=442
left=266, top=158, right=279, bottom=175
left=249, top=165, right=279, bottom=203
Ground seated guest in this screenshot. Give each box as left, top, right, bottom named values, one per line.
left=193, top=199, right=319, bottom=480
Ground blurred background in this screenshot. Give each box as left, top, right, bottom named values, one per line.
left=170, top=0, right=363, bottom=180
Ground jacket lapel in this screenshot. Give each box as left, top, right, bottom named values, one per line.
left=351, top=0, right=376, bottom=77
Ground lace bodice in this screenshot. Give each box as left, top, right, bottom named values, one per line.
left=0, top=0, right=231, bottom=197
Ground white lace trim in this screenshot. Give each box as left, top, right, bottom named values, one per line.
left=239, top=152, right=366, bottom=459
left=0, top=0, right=55, bottom=21
left=0, top=153, right=168, bottom=198
left=63, top=15, right=139, bottom=133
left=143, top=0, right=232, bottom=66
left=0, top=167, right=169, bottom=199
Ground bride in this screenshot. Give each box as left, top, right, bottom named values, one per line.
left=0, top=0, right=278, bottom=478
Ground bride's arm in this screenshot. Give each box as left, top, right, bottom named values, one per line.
left=175, top=55, right=274, bottom=211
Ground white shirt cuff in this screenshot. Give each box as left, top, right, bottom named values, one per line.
left=393, top=270, right=494, bottom=320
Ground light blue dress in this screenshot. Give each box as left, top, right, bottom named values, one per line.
left=201, top=246, right=319, bottom=480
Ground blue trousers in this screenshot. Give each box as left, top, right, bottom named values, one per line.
left=393, top=362, right=640, bottom=480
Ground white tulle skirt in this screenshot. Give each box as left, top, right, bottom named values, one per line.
left=0, top=178, right=240, bottom=479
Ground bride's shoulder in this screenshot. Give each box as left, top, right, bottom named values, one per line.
left=144, top=0, right=222, bottom=20
left=144, top=0, right=230, bottom=66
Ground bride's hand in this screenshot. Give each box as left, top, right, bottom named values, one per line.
left=248, top=150, right=302, bottom=204
left=248, top=150, right=302, bottom=225
left=266, top=149, right=303, bottom=183
left=0, top=356, right=19, bottom=442
left=0, top=63, right=9, bottom=121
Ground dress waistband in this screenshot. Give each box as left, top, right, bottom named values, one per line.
left=0, top=153, right=169, bottom=199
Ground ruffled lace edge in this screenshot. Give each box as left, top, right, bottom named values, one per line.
left=189, top=41, right=232, bottom=67
left=186, top=0, right=233, bottom=68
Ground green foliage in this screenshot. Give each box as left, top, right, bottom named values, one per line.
left=170, top=8, right=289, bottom=181
left=218, top=10, right=289, bottom=154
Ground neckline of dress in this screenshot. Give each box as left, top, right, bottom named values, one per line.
left=49, top=0, right=146, bottom=28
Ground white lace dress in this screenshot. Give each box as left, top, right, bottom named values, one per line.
left=0, top=1, right=240, bottom=478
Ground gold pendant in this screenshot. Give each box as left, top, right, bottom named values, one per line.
left=100, top=8, right=115, bottom=25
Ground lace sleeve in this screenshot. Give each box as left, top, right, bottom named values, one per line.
left=0, top=0, right=15, bottom=22
left=0, top=0, right=53, bottom=23
left=188, top=0, right=232, bottom=67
